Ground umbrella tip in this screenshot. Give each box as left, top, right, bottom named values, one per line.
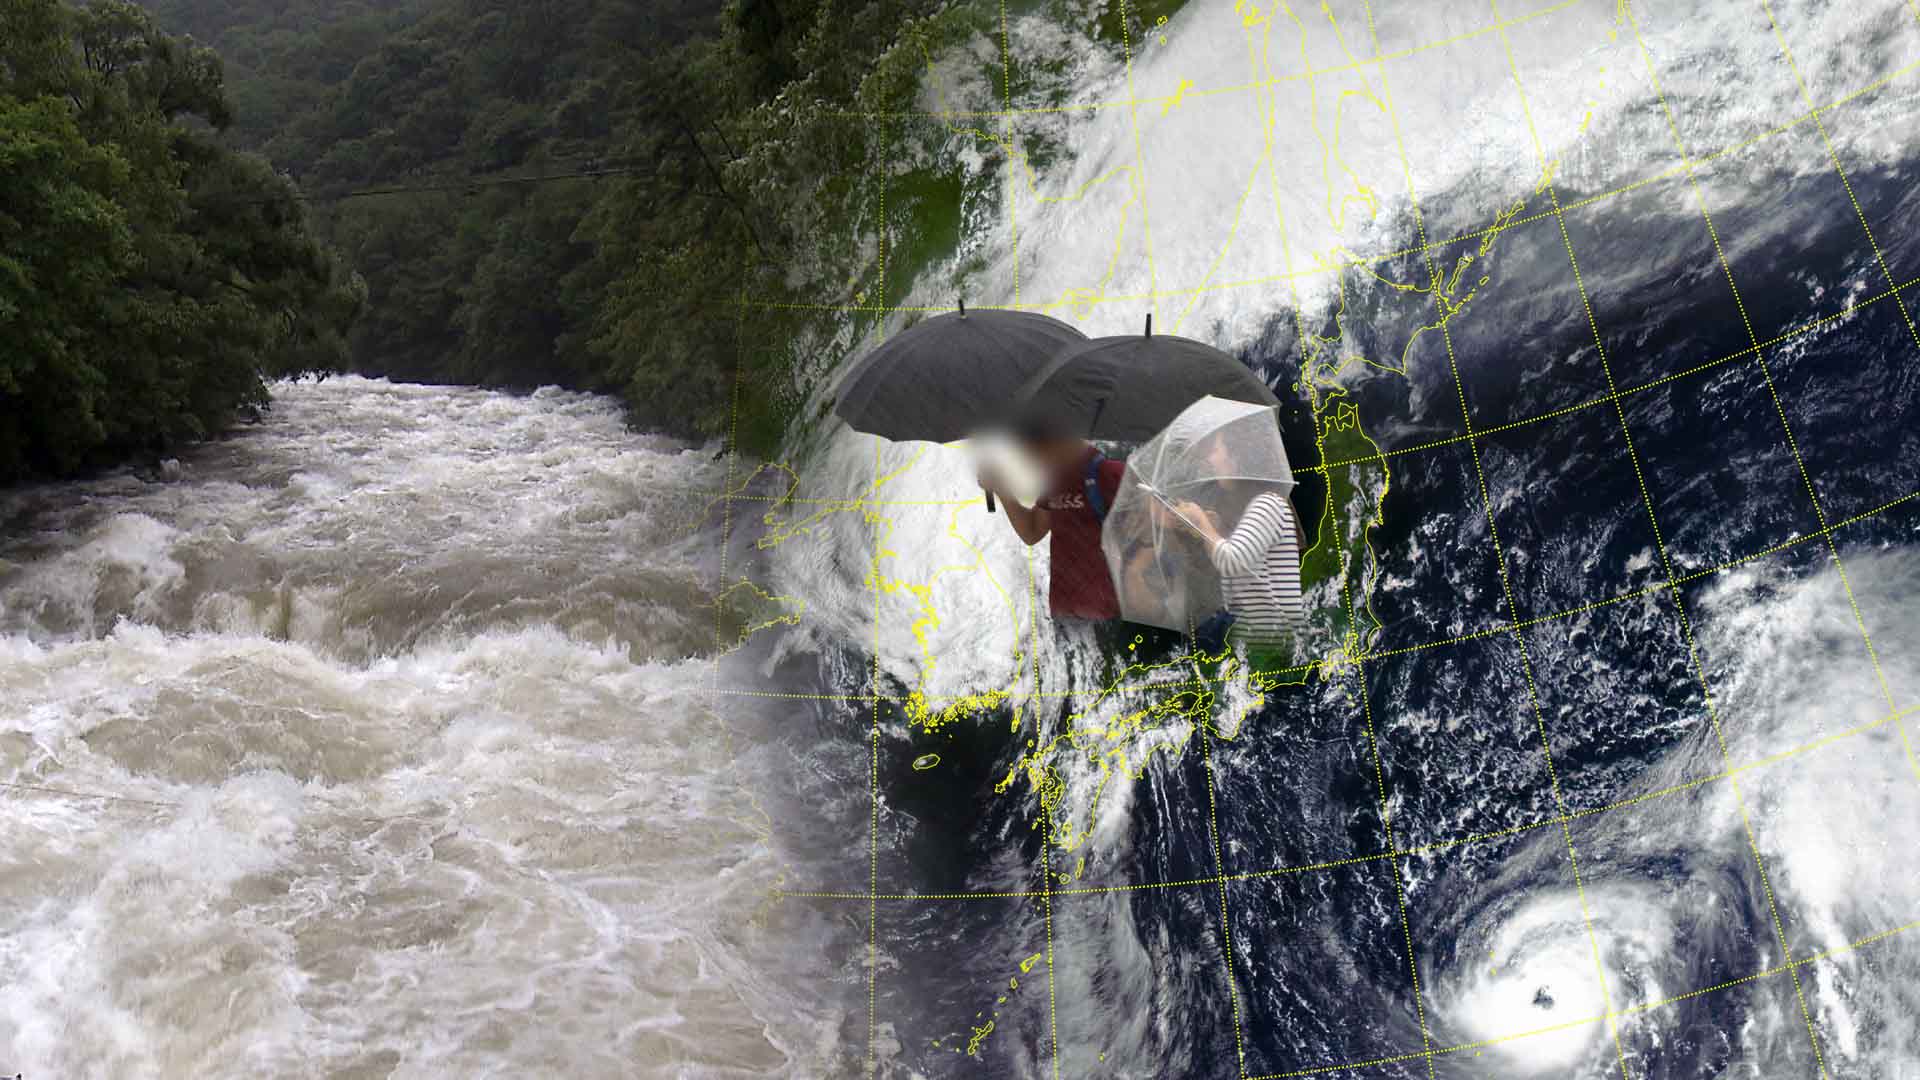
left=1145, top=313, right=1152, bottom=338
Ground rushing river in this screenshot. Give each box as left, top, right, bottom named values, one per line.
left=0, top=378, right=860, bottom=1077
left=8, top=1, right=1920, bottom=1077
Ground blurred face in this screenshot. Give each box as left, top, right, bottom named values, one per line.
left=1020, top=436, right=1089, bottom=475
left=1205, top=436, right=1235, bottom=475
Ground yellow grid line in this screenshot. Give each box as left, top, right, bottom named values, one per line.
left=1003, top=0, right=1021, bottom=307
left=1002, top=3, right=1062, bottom=1069
left=775, top=693, right=1920, bottom=1080
left=697, top=268, right=1916, bottom=517
left=1762, top=0, right=1920, bottom=355
left=1176, top=24, right=1248, bottom=1071
left=1613, top=2, right=1852, bottom=1071
left=1242, top=917, right=1920, bottom=1079
left=1291, top=16, right=1439, bottom=1043
left=1299, top=271, right=1920, bottom=475
left=0, top=780, right=177, bottom=810
left=1759, top=0, right=1920, bottom=790
left=704, top=8, right=1920, bottom=1075
left=735, top=48, right=1920, bottom=321
left=1119, top=0, right=1161, bottom=333
left=867, top=458, right=882, bottom=1080
left=1363, top=6, right=1630, bottom=1073
left=1352, top=664, right=1435, bottom=1079
left=4, top=16, right=1911, bottom=1080
left=1637, top=0, right=1920, bottom=1062
left=812, top=0, right=1582, bottom=122
left=1199, top=716, right=1251, bottom=1077
left=708, top=479, right=1917, bottom=706
left=712, top=257, right=746, bottom=692
left=1025, top=547, right=1063, bottom=1077
left=1187, top=11, right=1433, bottom=1072
left=866, top=93, right=892, bottom=1075
left=1491, top=7, right=1773, bottom=1079
left=17, top=696, right=1899, bottom=894
left=751, top=0, right=1920, bottom=1057
left=772, top=701, right=1915, bottom=901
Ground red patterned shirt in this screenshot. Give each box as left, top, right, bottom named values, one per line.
left=1039, top=449, right=1125, bottom=620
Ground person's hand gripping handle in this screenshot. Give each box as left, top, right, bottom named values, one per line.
left=977, top=465, right=1000, bottom=514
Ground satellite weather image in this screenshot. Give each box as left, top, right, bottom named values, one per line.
left=1, top=0, right=1918, bottom=1077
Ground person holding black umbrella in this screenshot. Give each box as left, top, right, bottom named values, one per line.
left=977, top=433, right=1127, bottom=621
left=837, top=307, right=1279, bottom=632
left=981, top=315, right=1281, bottom=626
left=832, top=302, right=1129, bottom=621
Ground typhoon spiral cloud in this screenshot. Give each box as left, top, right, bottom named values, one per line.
left=4, top=0, right=1920, bottom=1076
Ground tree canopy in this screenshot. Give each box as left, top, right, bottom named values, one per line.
left=136, top=0, right=998, bottom=453
left=6, top=0, right=1167, bottom=469
left=0, top=0, right=363, bottom=482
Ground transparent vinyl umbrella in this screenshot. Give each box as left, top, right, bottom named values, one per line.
left=1101, top=396, right=1295, bottom=633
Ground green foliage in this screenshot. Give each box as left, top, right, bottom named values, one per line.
left=128, top=0, right=1023, bottom=455
left=582, top=0, right=991, bottom=449
left=141, top=0, right=995, bottom=450
left=3, top=0, right=1164, bottom=476
left=139, top=0, right=421, bottom=149
left=1088, top=0, right=1190, bottom=48
left=0, top=0, right=362, bottom=482
left=0, top=98, right=135, bottom=470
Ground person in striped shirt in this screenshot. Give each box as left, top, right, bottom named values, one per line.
left=1155, top=435, right=1305, bottom=657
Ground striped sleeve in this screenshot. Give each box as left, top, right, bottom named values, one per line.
left=1209, top=494, right=1291, bottom=578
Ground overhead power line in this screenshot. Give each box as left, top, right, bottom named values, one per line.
left=299, top=160, right=658, bottom=204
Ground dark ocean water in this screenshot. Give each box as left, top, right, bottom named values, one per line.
left=752, top=162, right=1920, bottom=1077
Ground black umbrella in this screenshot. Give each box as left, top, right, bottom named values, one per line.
left=833, top=304, right=1087, bottom=443
left=1011, top=315, right=1279, bottom=442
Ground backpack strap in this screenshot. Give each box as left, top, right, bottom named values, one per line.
left=1083, top=450, right=1109, bottom=522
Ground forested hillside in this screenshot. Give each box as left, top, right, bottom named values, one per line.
left=138, top=0, right=423, bottom=151
left=2, top=0, right=1172, bottom=479
left=144, top=0, right=998, bottom=450
left=0, top=0, right=363, bottom=483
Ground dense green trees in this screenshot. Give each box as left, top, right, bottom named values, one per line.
left=3, top=0, right=1179, bottom=478
left=4, top=0, right=1166, bottom=474
left=138, top=0, right=996, bottom=451
left=0, top=0, right=363, bottom=482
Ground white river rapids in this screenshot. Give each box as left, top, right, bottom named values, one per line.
left=0, top=379, right=855, bottom=1077
left=8, top=0, right=1920, bottom=1075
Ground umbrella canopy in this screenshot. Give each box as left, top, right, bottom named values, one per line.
left=833, top=307, right=1087, bottom=443
left=1010, top=319, right=1278, bottom=442
left=1102, top=396, right=1295, bottom=633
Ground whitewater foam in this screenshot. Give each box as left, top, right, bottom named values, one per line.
left=0, top=379, right=853, bottom=1077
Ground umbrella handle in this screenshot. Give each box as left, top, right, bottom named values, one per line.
left=985, top=491, right=997, bottom=513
